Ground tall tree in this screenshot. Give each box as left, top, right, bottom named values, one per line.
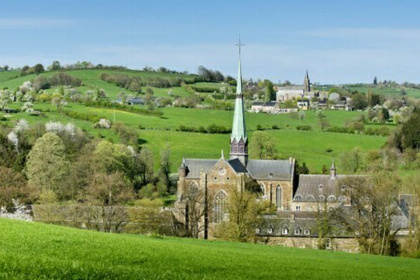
left=26, top=132, right=69, bottom=196
left=250, top=131, right=278, bottom=159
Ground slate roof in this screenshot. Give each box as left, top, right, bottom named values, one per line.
left=227, top=158, right=248, bottom=173
left=246, top=159, right=293, bottom=180
left=294, top=174, right=365, bottom=202
left=184, top=159, right=218, bottom=179
left=182, top=158, right=293, bottom=181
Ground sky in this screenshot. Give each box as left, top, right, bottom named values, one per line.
left=1, top=0, right=420, bottom=84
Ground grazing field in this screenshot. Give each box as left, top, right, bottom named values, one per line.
left=2, top=102, right=387, bottom=172
left=0, top=219, right=419, bottom=280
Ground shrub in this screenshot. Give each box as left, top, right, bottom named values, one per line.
left=296, top=125, right=312, bottom=131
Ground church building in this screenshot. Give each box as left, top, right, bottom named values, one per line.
left=176, top=42, right=295, bottom=238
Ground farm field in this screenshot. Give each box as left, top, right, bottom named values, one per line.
left=0, top=218, right=419, bottom=280
left=2, top=102, right=387, bottom=172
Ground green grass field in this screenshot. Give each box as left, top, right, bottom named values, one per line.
left=0, top=218, right=419, bottom=280
left=2, top=102, right=387, bottom=172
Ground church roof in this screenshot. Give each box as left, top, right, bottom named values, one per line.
left=183, top=159, right=218, bottom=179
left=295, top=174, right=365, bottom=201
left=246, top=160, right=293, bottom=180
left=227, top=158, right=248, bottom=173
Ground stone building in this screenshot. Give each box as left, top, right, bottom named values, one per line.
left=176, top=42, right=295, bottom=238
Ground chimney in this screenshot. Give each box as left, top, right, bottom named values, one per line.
left=330, top=158, right=337, bottom=179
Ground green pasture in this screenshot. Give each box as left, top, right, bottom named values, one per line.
left=0, top=219, right=419, bottom=280
left=2, top=102, right=388, bottom=173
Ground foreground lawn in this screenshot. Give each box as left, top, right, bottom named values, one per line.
left=0, top=219, right=419, bottom=279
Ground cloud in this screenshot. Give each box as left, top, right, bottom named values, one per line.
left=0, top=18, right=75, bottom=29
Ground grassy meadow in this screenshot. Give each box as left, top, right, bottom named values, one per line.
left=2, top=101, right=388, bottom=172
left=1, top=218, right=419, bottom=280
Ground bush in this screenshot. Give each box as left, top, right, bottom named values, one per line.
left=296, top=125, right=312, bottom=131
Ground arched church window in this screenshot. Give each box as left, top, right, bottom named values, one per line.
left=276, top=186, right=282, bottom=208
left=213, top=190, right=228, bottom=223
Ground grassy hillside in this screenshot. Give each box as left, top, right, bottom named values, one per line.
left=3, top=102, right=387, bottom=172
left=0, top=219, right=419, bottom=280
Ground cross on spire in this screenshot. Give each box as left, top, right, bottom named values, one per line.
left=235, top=34, right=245, bottom=58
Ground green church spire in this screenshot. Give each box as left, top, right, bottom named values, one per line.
left=230, top=36, right=248, bottom=166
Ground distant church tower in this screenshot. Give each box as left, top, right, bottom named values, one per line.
left=230, top=37, right=248, bottom=166
left=304, top=70, right=311, bottom=93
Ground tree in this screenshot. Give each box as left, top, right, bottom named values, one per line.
left=250, top=131, right=277, bottom=159
left=32, top=64, right=45, bottom=75
left=214, top=188, right=264, bottom=242
left=351, top=93, right=368, bottom=110
left=26, top=132, right=69, bottom=196
left=338, top=146, right=364, bottom=173
left=401, top=110, right=420, bottom=151
left=93, top=140, right=134, bottom=176
left=263, top=80, right=275, bottom=101
left=159, top=145, right=171, bottom=191
left=317, top=112, right=330, bottom=131
left=137, top=148, right=154, bottom=187
left=3, top=65, right=9, bottom=71
left=86, top=172, right=134, bottom=232
left=373, top=76, right=378, bottom=85
left=48, top=61, right=61, bottom=71
left=0, top=167, right=34, bottom=209
left=340, top=171, right=402, bottom=255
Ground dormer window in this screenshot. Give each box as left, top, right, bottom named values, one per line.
left=304, top=229, right=310, bottom=235
left=294, top=227, right=302, bottom=235
left=318, top=195, right=325, bottom=202
left=282, top=228, right=289, bottom=235
left=268, top=226, right=274, bottom=234
left=295, top=195, right=303, bottom=201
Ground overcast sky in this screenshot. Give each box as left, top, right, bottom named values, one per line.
left=1, top=0, right=420, bottom=84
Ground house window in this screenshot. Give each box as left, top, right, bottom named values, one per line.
left=295, top=205, right=301, bottom=211
left=282, top=228, right=289, bottom=235
left=327, top=195, right=336, bottom=202
left=213, top=190, right=228, bottom=223
left=294, top=195, right=303, bottom=201
left=268, top=226, right=274, bottom=234
left=294, top=227, right=301, bottom=235
left=318, top=195, right=325, bottom=202
left=306, top=195, right=315, bottom=201
left=276, top=186, right=282, bottom=208
left=304, top=229, right=310, bottom=235
left=226, top=177, right=230, bottom=181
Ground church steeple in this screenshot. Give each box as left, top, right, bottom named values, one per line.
left=230, top=36, right=248, bottom=166
left=304, top=70, right=311, bottom=93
